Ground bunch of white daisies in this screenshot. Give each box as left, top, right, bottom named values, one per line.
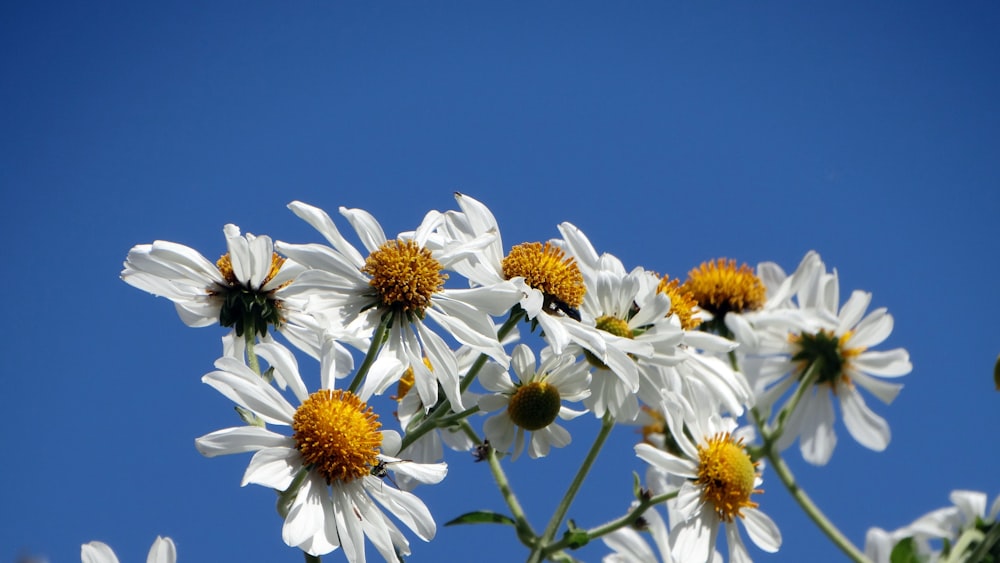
left=105, top=193, right=939, bottom=562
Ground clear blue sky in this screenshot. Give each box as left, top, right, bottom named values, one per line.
left=2, top=2, right=998, bottom=562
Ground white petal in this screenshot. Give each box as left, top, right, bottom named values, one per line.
left=635, top=444, right=698, bottom=478
left=242, top=447, right=300, bottom=490
left=798, top=391, right=838, bottom=466
left=282, top=475, right=326, bottom=548
left=850, top=370, right=904, bottom=405
left=386, top=459, right=448, bottom=485
left=82, top=542, right=119, bottom=563
left=741, top=507, right=781, bottom=552
left=850, top=308, right=894, bottom=349
left=287, top=201, right=366, bottom=267
left=146, top=536, right=177, bottom=563
left=340, top=206, right=388, bottom=254
left=837, top=290, right=872, bottom=334
left=365, top=477, right=437, bottom=540
left=726, top=521, right=753, bottom=563
left=195, top=426, right=293, bottom=457
left=255, top=341, right=310, bottom=402
left=839, top=385, right=891, bottom=452
left=853, top=349, right=912, bottom=377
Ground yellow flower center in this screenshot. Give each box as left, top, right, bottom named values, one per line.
left=584, top=315, right=634, bottom=368
left=502, top=242, right=585, bottom=314
left=292, top=389, right=383, bottom=484
left=789, top=329, right=865, bottom=389
left=392, top=358, right=432, bottom=402
left=507, top=380, right=562, bottom=431
left=214, top=252, right=287, bottom=337
left=682, top=258, right=765, bottom=317
left=656, top=276, right=702, bottom=330
left=696, top=432, right=760, bottom=522
left=362, top=239, right=447, bottom=314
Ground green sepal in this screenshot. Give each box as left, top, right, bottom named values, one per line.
left=261, top=366, right=275, bottom=384
left=444, top=511, right=517, bottom=527
left=236, top=405, right=264, bottom=427
left=632, top=471, right=644, bottom=500
left=561, top=519, right=589, bottom=550
left=890, top=537, right=921, bottom=563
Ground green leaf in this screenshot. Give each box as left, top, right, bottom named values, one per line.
left=890, top=537, right=921, bottom=563
left=235, top=405, right=264, bottom=427
left=444, top=511, right=517, bottom=527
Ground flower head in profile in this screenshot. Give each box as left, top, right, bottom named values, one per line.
left=81, top=537, right=175, bottom=563
left=865, top=490, right=1000, bottom=563
left=122, top=224, right=305, bottom=338
left=275, top=201, right=522, bottom=411
left=478, top=344, right=590, bottom=460
left=635, top=391, right=781, bottom=562
left=194, top=341, right=447, bottom=561
left=727, top=252, right=912, bottom=465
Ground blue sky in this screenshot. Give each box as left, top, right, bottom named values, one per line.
left=3, top=2, right=999, bottom=562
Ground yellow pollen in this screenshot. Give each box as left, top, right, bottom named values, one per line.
left=696, top=432, right=760, bottom=522
left=362, top=239, right=447, bottom=314
left=216, top=252, right=287, bottom=287
left=595, top=315, right=633, bottom=339
left=392, top=358, right=432, bottom=402
left=656, top=276, right=703, bottom=330
left=292, top=389, right=382, bottom=484
left=639, top=405, right=666, bottom=445
left=507, top=380, right=562, bottom=431
left=501, top=242, right=585, bottom=309
left=682, top=258, right=765, bottom=316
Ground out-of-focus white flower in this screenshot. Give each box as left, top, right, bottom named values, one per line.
left=81, top=536, right=175, bottom=563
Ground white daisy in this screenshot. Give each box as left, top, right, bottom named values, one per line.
left=121, top=224, right=348, bottom=363
left=81, top=537, right=175, bottom=563
left=437, top=193, right=612, bottom=363
left=635, top=391, right=781, bottom=563
left=727, top=252, right=912, bottom=465
left=274, top=201, right=523, bottom=411
left=477, top=344, right=590, bottom=460
left=194, top=342, right=447, bottom=561
left=556, top=222, right=751, bottom=420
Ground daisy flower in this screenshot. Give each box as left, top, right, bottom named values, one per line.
left=478, top=344, right=590, bottom=460
left=556, top=222, right=751, bottom=421
left=635, top=391, right=781, bottom=563
left=727, top=252, right=912, bottom=465
left=274, top=201, right=523, bottom=411
left=194, top=341, right=447, bottom=561
left=437, top=193, right=611, bottom=362
left=121, top=224, right=345, bottom=362
left=81, top=537, right=175, bottom=563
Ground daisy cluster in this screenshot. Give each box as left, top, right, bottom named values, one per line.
left=113, top=193, right=947, bottom=563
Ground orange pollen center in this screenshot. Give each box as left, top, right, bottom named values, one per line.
left=501, top=242, right=585, bottom=309
left=362, top=239, right=447, bottom=313
left=696, top=432, right=761, bottom=522
left=292, top=389, right=382, bottom=484
left=682, top=258, right=766, bottom=316
left=656, top=275, right=703, bottom=330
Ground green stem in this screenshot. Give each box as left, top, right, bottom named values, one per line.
left=303, top=553, right=321, bottom=563
left=244, top=330, right=261, bottom=375
left=765, top=447, right=869, bottom=563
left=347, top=312, right=391, bottom=394
left=542, top=490, right=678, bottom=555
left=962, top=522, right=1000, bottom=563
left=400, top=308, right=526, bottom=452
left=768, top=359, right=820, bottom=443
left=528, top=413, right=615, bottom=563
left=484, top=437, right=536, bottom=547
